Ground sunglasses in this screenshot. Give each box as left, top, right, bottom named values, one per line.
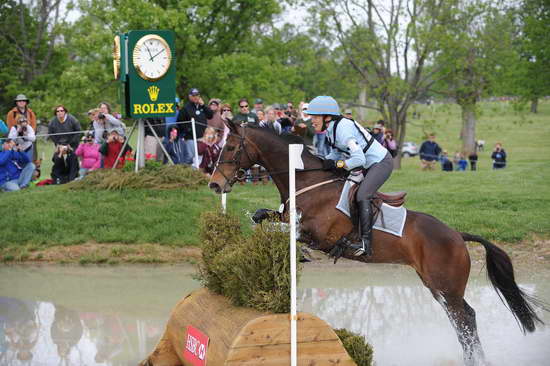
left=56, top=109, right=65, bottom=112
left=222, top=109, right=231, bottom=112
left=239, top=105, right=249, bottom=108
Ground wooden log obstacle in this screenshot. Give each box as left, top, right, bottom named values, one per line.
left=139, top=288, right=356, bottom=365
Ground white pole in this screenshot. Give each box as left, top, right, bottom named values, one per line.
left=191, top=117, right=199, bottom=169
left=221, top=193, right=227, bottom=214
left=288, top=144, right=302, bottom=366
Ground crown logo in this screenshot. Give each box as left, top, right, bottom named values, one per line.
left=147, top=86, right=160, bottom=101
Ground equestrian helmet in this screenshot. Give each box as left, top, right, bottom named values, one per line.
left=306, top=96, right=340, bottom=116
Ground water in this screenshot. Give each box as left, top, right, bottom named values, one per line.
left=0, top=263, right=549, bottom=365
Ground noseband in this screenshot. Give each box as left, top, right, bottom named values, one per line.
left=215, top=126, right=254, bottom=185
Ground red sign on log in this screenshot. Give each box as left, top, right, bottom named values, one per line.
left=183, top=325, right=209, bottom=366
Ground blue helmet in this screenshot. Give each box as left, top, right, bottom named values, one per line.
left=306, top=96, right=340, bottom=116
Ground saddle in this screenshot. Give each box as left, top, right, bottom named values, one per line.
left=348, top=185, right=407, bottom=208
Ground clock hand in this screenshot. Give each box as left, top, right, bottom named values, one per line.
left=145, top=44, right=154, bottom=61
left=150, top=48, right=165, bottom=61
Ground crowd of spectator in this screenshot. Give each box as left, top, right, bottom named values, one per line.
left=0, top=90, right=510, bottom=193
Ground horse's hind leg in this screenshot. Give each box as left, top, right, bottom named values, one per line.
left=433, top=291, right=486, bottom=366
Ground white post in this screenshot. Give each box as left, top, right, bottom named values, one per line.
left=191, top=118, right=200, bottom=169
left=136, top=119, right=145, bottom=172
left=288, top=144, right=303, bottom=366
left=221, top=193, right=227, bottom=214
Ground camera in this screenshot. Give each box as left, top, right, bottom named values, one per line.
left=98, top=113, right=106, bottom=119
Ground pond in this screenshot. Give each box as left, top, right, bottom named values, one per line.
left=1, top=262, right=549, bottom=365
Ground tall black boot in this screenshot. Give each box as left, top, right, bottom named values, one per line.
left=349, top=200, right=373, bottom=257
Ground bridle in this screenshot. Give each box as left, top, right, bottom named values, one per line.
left=215, top=126, right=255, bottom=185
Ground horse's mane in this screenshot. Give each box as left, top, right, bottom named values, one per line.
left=245, top=124, right=319, bottom=160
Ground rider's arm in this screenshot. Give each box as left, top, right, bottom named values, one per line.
left=343, top=138, right=367, bottom=170
left=325, top=148, right=342, bottom=161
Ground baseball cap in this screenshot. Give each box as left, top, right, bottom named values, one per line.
left=255, top=98, right=263, bottom=104
left=189, top=88, right=200, bottom=96
left=344, top=109, right=353, bottom=114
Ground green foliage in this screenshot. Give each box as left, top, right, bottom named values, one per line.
left=66, top=164, right=208, bottom=190
left=197, top=211, right=301, bottom=313
left=334, top=328, right=374, bottom=366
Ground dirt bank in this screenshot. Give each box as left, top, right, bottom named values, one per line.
left=2, top=239, right=548, bottom=267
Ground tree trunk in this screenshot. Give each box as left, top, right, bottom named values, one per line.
left=460, top=102, right=476, bottom=155
left=530, top=98, right=538, bottom=114
left=357, top=87, right=368, bottom=122
left=389, top=107, right=406, bottom=170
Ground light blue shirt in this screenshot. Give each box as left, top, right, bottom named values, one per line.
left=325, top=118, right=388, bottom=169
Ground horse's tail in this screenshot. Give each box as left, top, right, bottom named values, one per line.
left=461, top=232, right=546, bottom=333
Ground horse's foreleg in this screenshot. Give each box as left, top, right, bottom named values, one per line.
left=434, top=292, right=486, bottom=366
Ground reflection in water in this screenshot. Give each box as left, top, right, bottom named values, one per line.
left=0, top=264, right=548, bottom=365
left=298, top=265, right=550, bottom=366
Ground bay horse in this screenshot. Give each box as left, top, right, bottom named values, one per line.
left=208, top=119, right=545, bottom=366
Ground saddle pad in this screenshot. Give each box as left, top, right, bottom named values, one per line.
left=336, top=180, right=407, bottom=237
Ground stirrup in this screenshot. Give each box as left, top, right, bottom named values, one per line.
left=349, top=240, right=367, bottom=257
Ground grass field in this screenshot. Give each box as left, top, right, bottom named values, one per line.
left=1, top=101, right=549, bottom=259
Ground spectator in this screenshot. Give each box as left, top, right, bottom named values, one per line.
left=0, top=119, right=8, bottom=144
left=176, top=88, right=213, bottom=165
left=90, top=108, right=126, bottom=144
left=48, top=105, right=82, bottom=150
left=165, top=97, right=180, bottom=136
left=491, top=142, right=506, bottom=169
left=382, top=129, right=397, bottom=158
left=51, top=144, right=79, bottom=184
left=6, top=94, right=38, bottom=160
left=252, top=98, right=264, bottom=115
left=163, top=127, right=189, bottom=165
left=440, top=151, right=453, bottom=172
left=292, top=103, right=315, bottom=145
left=8, top=116, right=35, bottom=161
left=256, top=110, right=265, bottom=123
left=100, top=130, right=132, bottom=169
left=6, top=94, right=37, bottom=132
left=219, top=103, right=233, bottom=145
left=97, top=101, right=122, bottom=120
left=259, top=108, right=282, bottom=135
left=234, top=98, right=260, bottom=125
left=0, top=138, right=35, bottom=192
left=476, top=139, right=485, bottom=151
left=343, top=109, right=353, bottom=119
left=419, top=133, right=442, bottom=170
left=207, top=98, right=225, bottom=135
left=456, top=153, right=468, bottom=171
left=452, top=151, right=460, bottom=168
left=75, top=133, right=101, bottom=178
left=197, top=127, right=222, bottom=177
left=468, top=152, right=478, bottom=171
left=371, top=121, right=385, bottom=143
left=286, top=101, right=298, bottom=121
left=144, top=117, right=165, bottom=161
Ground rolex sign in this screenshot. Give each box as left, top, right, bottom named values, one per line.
left=115, top=30, right=176, bottom=118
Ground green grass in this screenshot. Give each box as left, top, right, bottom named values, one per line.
left=1, top=101, right=549, bottom=250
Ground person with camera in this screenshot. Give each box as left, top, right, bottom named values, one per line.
left=51, top=144, right=79, bottom=184
left=491, top=142, right=507, bottom=169
left=163, top=127, right=188, bottom=165
left=48, top=105, right=82, bottom=150
left=382, top=129, right=397, bottom=158
left=8, top=116, right=36, bottom=161
left=0, top=138, right=36, bottom=192
left=75, top=133, right=101, bottom=178
left=89, top=108, right=126, bottom=144
left=100, top=130, right=132, bottom=169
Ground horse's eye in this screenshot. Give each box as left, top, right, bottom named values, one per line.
left=226, top=146, right=235, bottom=151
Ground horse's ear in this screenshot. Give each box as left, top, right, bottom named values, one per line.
left=223, top=117, right=239, bottom=134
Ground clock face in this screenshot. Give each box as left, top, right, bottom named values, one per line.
left=132, top=35, right=172, bottom=81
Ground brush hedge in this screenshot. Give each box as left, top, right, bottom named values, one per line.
left=66, top=164, right=208, bottom=191
left=334, top=328, right=374, bottom=366
left=197, top=211, right=301, bottom=313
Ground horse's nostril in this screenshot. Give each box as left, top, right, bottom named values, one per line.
left=209, top=182, right=222, bottom=193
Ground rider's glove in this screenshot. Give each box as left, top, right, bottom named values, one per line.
left=322, top=159, right=336, bottom=171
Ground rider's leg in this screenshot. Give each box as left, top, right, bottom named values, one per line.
left=350, top=152, right=393, bottom=256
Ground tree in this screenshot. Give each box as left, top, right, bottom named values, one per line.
left=308, top=0, right=458, bottom=168
left=433, top=3, right=516, bottom=155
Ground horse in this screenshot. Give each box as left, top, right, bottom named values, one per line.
left=208, top=119, right=546, bottom=366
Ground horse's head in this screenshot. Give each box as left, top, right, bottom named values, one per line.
left=209, top=119, right=258, bottom=194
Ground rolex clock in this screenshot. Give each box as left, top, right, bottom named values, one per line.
left=113, top=35, right=121, bottom=80
left=132, top=34, right=172, bottom=81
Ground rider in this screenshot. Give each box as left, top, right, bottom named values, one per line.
left=307, top=96, right=393, bottom=257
